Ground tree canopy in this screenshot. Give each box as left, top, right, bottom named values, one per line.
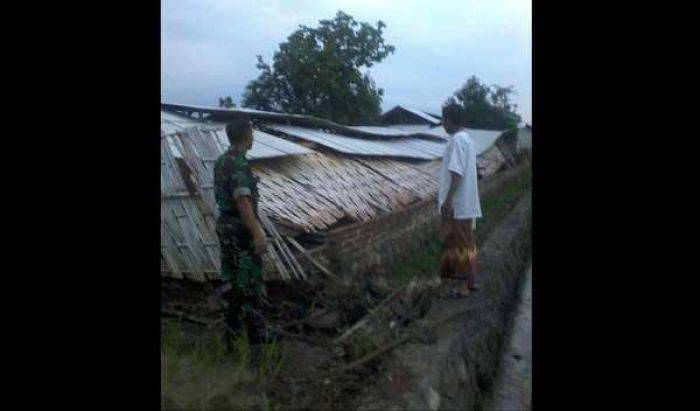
left=446, top=76, right=522, bottom=130
left=242, top=11, right=395, bottom=125
left=218, top=96, right=236, bottom=108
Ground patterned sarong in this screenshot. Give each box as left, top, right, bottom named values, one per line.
left=440, top=216, right=478, bottom=280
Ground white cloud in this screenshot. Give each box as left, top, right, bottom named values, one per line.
left=161, top=0, right=531, bottom=122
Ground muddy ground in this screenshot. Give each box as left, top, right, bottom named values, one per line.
left=349, top=193, right=532, bottom=410
left=161, top=166, right=532, bottom=410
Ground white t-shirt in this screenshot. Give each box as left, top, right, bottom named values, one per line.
left=438, top=129, right=482, bottom=220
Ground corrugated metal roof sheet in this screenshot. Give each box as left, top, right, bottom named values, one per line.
left=162, top=103, right=445, bottom=141
left=161, top=111, right=314, bottom=160
left=386, top=124, right=435, bottom=133
left=349, top=125, right=446, bottom=141
left=266, top=124, right=446, bottom=160
left=161, top=110, right=208, bottom=135
left=466, top=129, right=504, bottom=154
left=381, top=105, right=442, bottom=125
left=162, top=103, right=300, bottom=121
left=398, top=106, right=442, bottom=125
left=348, top=125, right=416, bottom=137
left=162, top=106, right=503, bottom=157
left=416, top=127, right=504, bottom=154
left=213, top=128, right=316, bottom=160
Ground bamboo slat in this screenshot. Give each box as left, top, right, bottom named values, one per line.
left=161, top=125, right=445, bottom=281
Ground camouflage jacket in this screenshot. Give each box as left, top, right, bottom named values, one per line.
left=213, top=149, right=260, bottom=220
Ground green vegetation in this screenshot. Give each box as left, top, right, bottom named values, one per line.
left=446, top=75, right=523, bottom=130
left=161, top=320, right=284, bottom=410
left=519, top=196, right=533, bottom=268
left=160, top=167, right=532, bottom=409
left=388, top=166, right=532, bottom=287
left=476, top=166, right=532, bottom=245
left=218, top=96, right=236, bottom=108
left=242, top=10, right=395, bottom=125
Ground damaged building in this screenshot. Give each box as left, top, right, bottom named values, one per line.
left=161, top=102, right=520, bottom=283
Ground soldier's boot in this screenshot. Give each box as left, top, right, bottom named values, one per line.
left=222, top=311, right=247, bottom=351
left=216, top=281, right=248, bottom=350
left=246, top=310, right=282, bottom=344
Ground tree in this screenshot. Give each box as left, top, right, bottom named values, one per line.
left=447, top=76, right=521, bottom=130
left=242, top=11, right=395, bottom=125
left=218, top=96, right=236, bottom=108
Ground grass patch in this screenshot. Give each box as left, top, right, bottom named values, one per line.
left=161, top=319, right=285, bottom=410
left=475, top=167, right=531, bottom=245
left=474, top=203, right=532, bottom=411
left=388, top=166, right=532, bottom=287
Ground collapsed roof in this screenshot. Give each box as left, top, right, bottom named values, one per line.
left=162, top=110, right=314, bottom=160
left=381, top=105, right=442, bottom=126
left=160, top=102, right=511, bottom=281
left=161, top=104, right=505, bottom=159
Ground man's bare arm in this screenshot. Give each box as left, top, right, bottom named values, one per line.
left=446, top=171, right=462, bottom=200
left=235, top=196, right=267, bottom=253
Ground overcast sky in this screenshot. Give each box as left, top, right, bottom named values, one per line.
left=162, top=0, right=531, bottom=123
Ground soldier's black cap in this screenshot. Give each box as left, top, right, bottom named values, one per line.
left=225, top=118, right=253, bottom=145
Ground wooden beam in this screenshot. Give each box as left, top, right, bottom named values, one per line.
left=285, top=236, right=336, bottom=279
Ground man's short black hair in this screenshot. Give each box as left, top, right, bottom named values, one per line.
left=442, top=103, right=463, bottom=125
left=225, top=118, right=253, bottom=145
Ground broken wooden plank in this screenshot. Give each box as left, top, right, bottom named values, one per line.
left=262, top=232, right=290, bottom=280
left=259, top=214, right=298, bottom=280
left=334, top=284, right=408, bottom=344
left=161, top=308, right=212, bottom=326
left=285, top=236, right=336, bottom=279
left=260, top=212, right=307, bottom=281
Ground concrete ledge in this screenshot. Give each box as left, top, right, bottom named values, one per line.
left=319, top=165, right=530, bottom=280
left=354, top=192, right=532, bottom=410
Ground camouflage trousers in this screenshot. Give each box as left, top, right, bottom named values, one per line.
left=215, top=217, right=265, bottom=334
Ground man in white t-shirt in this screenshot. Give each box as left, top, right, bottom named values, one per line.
left=438, top=103, right=482, bottom=296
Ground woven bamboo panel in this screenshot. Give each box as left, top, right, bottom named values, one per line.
left=254, top=153, right=384, bottom=229
left=162, top=129, right=215, bottom=280
left=161, top=130, right=220, bottom=281
left=161, top=134, right=187, bottom=194
left=161, top=196, right=219, bottom=281
left=257, top=154, right=379, bottom=226
left=161, top=126, right=445, bottom=280
left=161, top=127, right=309, bottom=281
left=171, top=128, right=221, bottom=222
left=412, top=160, right=443, bottom=179
left=254, top=154, right=442, bottom=230
left=168, top=128, right=294, bottom=279
left=356, top=158, right=440, bottom=202
left=252, top=162, right=344, bottom=232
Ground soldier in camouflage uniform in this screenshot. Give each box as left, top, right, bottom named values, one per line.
left=213, top=118, right=280, bottom=343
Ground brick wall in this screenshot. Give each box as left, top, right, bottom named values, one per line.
left=322, top=198, right=439, bottom=279
left=306, top=165, right=527, bottom=281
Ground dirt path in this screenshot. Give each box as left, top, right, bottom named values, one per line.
left=351, top=192, right=532, bottom=410
left=161, top=166, right=532, bottom=410
left=487, top=264, right=532, bottom=411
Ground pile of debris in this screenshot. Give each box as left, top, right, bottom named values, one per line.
left=161, top=271, right=445, bottom=373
